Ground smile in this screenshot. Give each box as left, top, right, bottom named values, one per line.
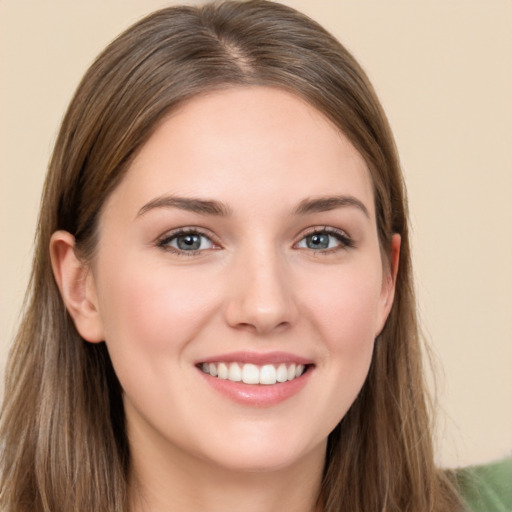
left=199, top=362, right=306, bottom=385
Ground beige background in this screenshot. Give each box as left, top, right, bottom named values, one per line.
left=0, top=0, right=510, bottom=468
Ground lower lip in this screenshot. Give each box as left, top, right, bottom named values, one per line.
left=197, top=367, right=312, bottom=407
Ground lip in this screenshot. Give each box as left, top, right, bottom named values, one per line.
left=196, top=351, right=313, bottom=366
left=196, top=351, right=314, bottom=407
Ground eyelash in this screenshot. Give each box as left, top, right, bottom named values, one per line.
left=156, top=228, right=219, bottom=256
left=296, top=227, right=355, bottom=254
left=156, top=226, right=354, bottom=256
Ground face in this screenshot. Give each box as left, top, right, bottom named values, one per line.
left=81, top=87, right=398, bottom=474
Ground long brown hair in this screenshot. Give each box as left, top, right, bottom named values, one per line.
left=0, top=2, right=461, bottom=511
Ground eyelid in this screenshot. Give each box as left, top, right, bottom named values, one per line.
left=154, top=225, right=354, bottom=255
left=156, top=226, right=221, bottom=254
left=294, top=226, right=355, bottom=251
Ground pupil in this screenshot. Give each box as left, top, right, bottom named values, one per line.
left=308, top=233, right=329, bottom=249
left=178, top=234, right=200, bottom=250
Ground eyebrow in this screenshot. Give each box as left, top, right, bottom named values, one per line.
left=137, top=196, right=232, bottom=218
left=136, top=194, right=369, bottom=219
left=294, top=195, right=370, bottom=218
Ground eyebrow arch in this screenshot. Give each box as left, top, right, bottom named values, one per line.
left=294, top=195, right=370, bottom=218
left=137, top=195, right=232, bottom=218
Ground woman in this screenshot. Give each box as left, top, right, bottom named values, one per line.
left=0, top=1, right=491, bottom=511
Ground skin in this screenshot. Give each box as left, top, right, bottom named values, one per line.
left=51, top=86, right=400, bottom=512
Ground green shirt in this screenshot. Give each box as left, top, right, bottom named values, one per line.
left=457, top=458, right=512, bottom=512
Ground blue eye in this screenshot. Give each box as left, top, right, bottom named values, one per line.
left=297, top=229, right=352, bottom=251
left=159, top=230, right=214, bottom=253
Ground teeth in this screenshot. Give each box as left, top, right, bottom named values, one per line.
left=276, top=363, right=288, bottom=383
left=217, top=362, right=228, bottom=380
left=242, top=364, right=259, bottom=384
left=200, top=362, right=307, bottom=384
left=260, top=364, right=276, bottom=385
left=228, top=362, right=242, bottom=382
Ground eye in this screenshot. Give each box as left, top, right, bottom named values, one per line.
left=158, top=229, right=216, bottom=254
left=296, top=228, right=353, bottom=251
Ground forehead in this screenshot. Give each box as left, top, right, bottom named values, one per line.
left=106, top=86, right=375, bottom=219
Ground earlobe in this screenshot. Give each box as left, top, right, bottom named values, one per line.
left=50, top=231, right=104, bottom=343
left=376, top=234, right=401, bottom=335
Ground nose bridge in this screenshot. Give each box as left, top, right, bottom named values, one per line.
left=225, top=238, right=296, bottom=334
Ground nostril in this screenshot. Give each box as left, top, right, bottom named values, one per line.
left=223, top=268, right=299, bottom=334
left=233, top=319, right=291, bottom=336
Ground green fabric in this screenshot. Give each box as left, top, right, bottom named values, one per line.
left=457, top=457, right=512, bottom=512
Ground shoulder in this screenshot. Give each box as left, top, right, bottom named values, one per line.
left=456, top=457, right=512, bottom=512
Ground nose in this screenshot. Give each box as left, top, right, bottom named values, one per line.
left=224, top=246, right=298, bottom=336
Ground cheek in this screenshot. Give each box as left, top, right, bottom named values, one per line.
left=94, top=258, right=225, bottom=425
left=95, top=256, right=222, bottom=358
left=307, top=266, right=382, bottom=416
left=286, top=264, right=383, bottom=440
left=300, top=262, right=384, bottom=350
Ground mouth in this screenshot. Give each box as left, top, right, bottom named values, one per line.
left=195, top=353, right=314, bottom=406
left=198, top=361, right=309, bottom=385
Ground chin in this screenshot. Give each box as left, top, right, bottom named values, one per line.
left=196, top=432, right=327, bottom=475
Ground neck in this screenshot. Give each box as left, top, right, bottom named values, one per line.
left=128, top=433, right=325, bottom=512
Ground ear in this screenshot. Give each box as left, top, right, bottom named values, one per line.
left=376, top=233, right=401, bottom=336
left=50, top=230, right=104, bottom=343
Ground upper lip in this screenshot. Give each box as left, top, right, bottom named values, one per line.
left=197, top=351, right=314, bottom=366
